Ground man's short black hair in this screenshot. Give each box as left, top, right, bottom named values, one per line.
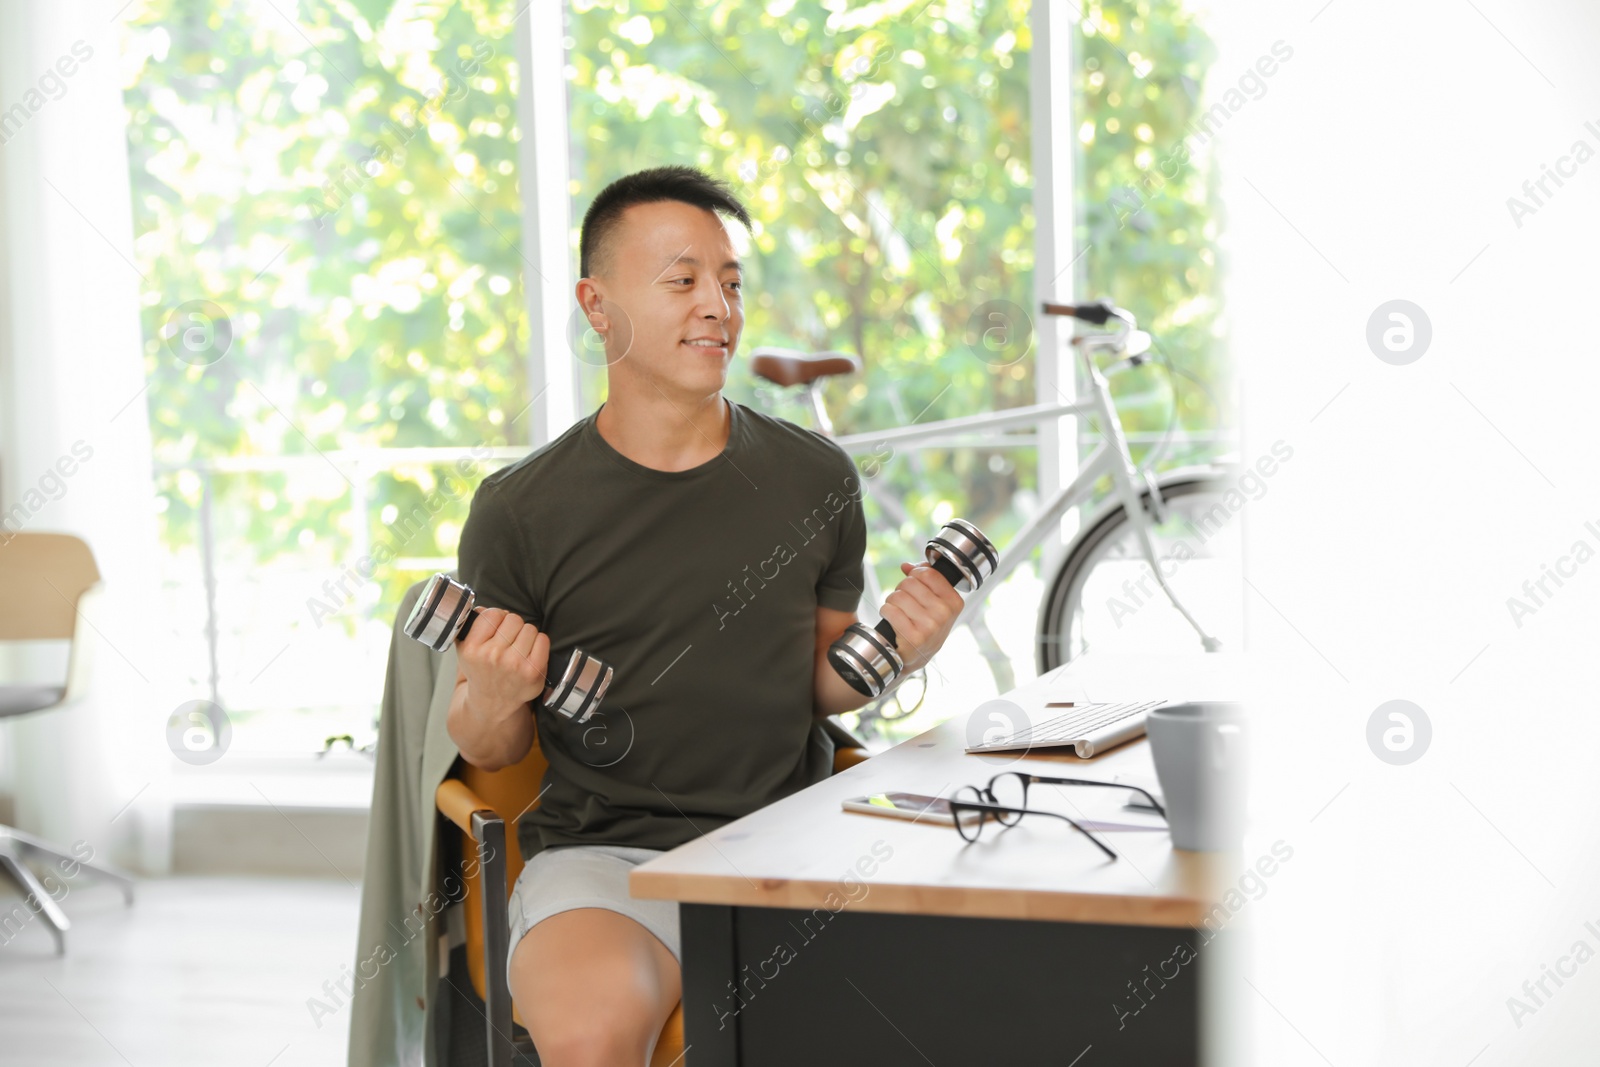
left=579, top=165, right=753, bottom=279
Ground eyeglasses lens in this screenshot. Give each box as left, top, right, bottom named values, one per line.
left=987, top=773, right=1026, bottom=825
left=953, top=785, right=988, bottom=842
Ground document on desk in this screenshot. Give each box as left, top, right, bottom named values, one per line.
left=1071, top=818, right=1168, bottom=832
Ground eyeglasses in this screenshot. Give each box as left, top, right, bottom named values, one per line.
left=947, top=772, right=1168, bottom=862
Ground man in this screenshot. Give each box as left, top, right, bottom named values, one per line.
left=447, top=165, right=963, bottom=1066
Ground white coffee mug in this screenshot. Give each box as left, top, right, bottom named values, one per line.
left=1146, top=701, right=1247, bottom=852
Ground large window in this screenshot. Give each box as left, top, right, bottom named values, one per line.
left=119, top=0, right=1223, bottom=758
left=1073, top=1, right=1226, bottom=469
left=122, top=1, right=532, bottom=754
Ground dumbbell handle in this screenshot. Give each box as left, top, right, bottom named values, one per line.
left=456, top=604, right=487, bottom=641
left=869, top=554, right=968, bottom=647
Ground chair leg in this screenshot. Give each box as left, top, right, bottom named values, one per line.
left=4, top=826, right=136, bottom=905
left=0, top=851, right=69, bottom=955
left=472, top=811, right=516, bottom=1067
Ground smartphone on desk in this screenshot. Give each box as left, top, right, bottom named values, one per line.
left=841, top=791, right=982, bottom=827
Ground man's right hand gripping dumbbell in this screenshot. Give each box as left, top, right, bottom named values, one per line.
left=444, top=603, right=546, bottom=772
left=408, top=573, right=612, bottom=770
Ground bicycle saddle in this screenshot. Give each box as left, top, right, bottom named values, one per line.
left=748, top=347, right=861, bottom=387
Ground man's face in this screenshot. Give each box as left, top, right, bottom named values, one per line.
left=584, top=199, right=745, bottom=402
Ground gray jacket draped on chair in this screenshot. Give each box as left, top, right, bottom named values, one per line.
left=347, top=580, right=462, bottom=1067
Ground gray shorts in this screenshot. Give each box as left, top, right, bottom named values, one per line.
left=505, top=843, right=681, bottom=989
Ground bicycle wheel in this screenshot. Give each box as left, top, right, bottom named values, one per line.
left=851, top=667, right=929, bottom=746
left=873, top=666, right=928, bottom=720
left=1037, top=473, right=1243, bottom=673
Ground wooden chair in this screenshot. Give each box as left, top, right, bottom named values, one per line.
left=0, top=532, right=136, bottom=953
left=436, top=699, right=870, bottom=1066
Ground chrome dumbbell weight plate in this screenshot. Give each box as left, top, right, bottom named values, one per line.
left=403, top=571, right=479, bottom=651
left=828, top=624, right=905, bottom=701
left=926, top=518, right=998, bottom=592
left=543, top=647, right=613, bottom=724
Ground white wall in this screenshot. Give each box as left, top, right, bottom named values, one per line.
left=0, top=0, right=173, bottom=873
left=1214, top=0, right=1600, bottom=1062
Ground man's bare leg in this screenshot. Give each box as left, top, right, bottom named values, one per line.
left=509, top=907, right=682, bottom=1067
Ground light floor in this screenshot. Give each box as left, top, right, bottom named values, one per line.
left=0, top=874, right=359, bottom=1067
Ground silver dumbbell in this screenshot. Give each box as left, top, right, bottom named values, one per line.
left=827, top=519, right=999, bottom=697
left=403, top=573, right=613, bottom=724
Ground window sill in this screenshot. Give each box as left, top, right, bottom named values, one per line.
left=171, top=751, right=375, bottom=812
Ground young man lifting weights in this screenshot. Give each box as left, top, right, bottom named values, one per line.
left=446, top=165, right=963, bottom=1067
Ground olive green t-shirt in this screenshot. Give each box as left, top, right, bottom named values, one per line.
left=456, top=397, right=866, bottom=861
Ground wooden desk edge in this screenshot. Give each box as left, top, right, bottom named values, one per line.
left=629, top=868, right=1213, bottom=929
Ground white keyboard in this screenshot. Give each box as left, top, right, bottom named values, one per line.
left=964, top=699, right=1167, bottom=758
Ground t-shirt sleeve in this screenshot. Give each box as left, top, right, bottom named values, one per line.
left=815, top=450, right=867, bottom=613
left=456, top=478, right=543, bottom=627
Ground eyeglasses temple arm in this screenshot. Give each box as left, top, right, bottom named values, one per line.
left=1036, top=810, right=1119, bottom=862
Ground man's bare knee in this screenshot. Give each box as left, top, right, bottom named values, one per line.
left=508, top=908, right=679, bottom=1066
left=535, top=1022, right=652, bottom=1067
left=517, top=971, right=659, bottom=1067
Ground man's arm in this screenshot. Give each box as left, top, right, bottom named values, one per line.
left=448, top=478, right=553, bottom=771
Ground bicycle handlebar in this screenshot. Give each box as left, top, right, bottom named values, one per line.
left=1040, top=299, right=1128, bottom=327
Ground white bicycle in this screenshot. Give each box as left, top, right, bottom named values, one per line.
left=750, top=299, right=1241, bottom=726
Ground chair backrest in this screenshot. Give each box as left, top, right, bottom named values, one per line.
left=0, top=532, right=101, bottom=640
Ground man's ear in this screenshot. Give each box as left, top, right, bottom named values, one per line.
left=573, top=277, right=634, bottom=365
left=574, top=279, right=606, bottom=331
